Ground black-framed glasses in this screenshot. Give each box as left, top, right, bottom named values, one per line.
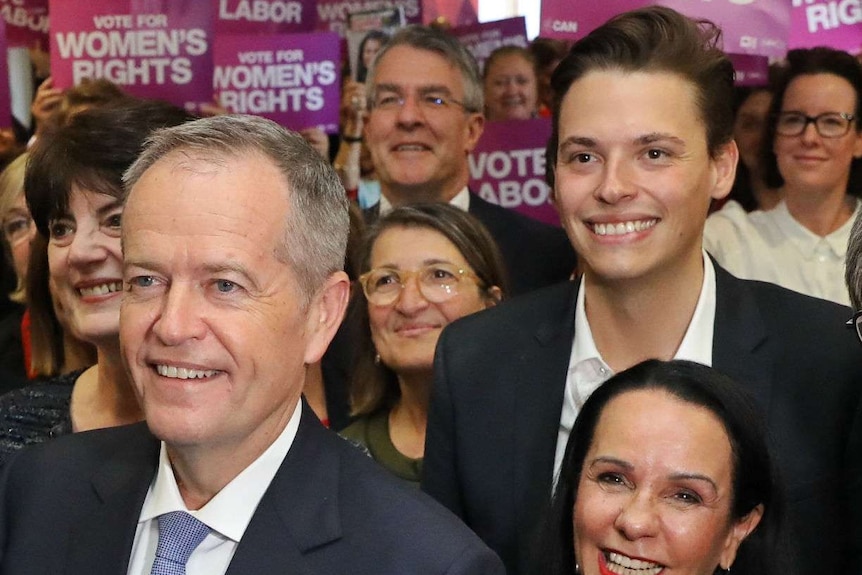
left=775, top=112, right=856, bottom=138
left=359, top=263, right=483, bottom=306
left=847, top=310, right=862, bottom=345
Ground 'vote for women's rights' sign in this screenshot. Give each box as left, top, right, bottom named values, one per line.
left=214, top=32, right=341, bottom=133
left=49, top=0, right=214, bottom=112
left=790, top=0, right=861, bottom=54
left=315, top=0, right=421, bottom=35
left=469, top=118, right=560, bottom=227
left=451, top=17, right=527, bottom=73
left=1, top=0, right=48, bottom=49
left=216, top=0, right=316, bottom=34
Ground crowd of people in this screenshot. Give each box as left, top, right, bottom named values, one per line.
left=0, top=5, right=860, bottom=575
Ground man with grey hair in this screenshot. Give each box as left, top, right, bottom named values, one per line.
left=362, top=25, right=576, bottom=295
left=0, top=115, right=504, bottom=575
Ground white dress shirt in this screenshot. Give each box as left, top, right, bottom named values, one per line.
left=378, top=186, right=470, bottom=215
left=127, top=401, right=302, bottom=575
left=552, top=253, right=717, bottom=482
left=704, top=199, right=859, bottom=306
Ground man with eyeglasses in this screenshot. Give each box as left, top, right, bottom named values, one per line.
left=361, top=25, right=576, bottom=297
left=704, top=47, right=862, bottom=306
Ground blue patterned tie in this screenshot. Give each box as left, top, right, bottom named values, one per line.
left=150, top=511, right=210, bottom=575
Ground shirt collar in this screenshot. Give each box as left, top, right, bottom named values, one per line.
left=772, top=198, right=861, bottom=259
left=378, top=187, right=470, bottom=215
left=138, top=400, right=302, bottom=542
left=571, top=251, right=716, bottom=372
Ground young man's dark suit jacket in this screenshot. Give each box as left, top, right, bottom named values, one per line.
left=0, top=402, right=505, bottom=575
left=363, top=193, right=577, bottom=297
left=422, top=265, right=862, bottom=575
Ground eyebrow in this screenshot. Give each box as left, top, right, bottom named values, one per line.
left=373, top=83, right=455, bottom=97
left=588, top=456, right=719, bottom=492
left=558, top=133, right=687, bottom=150
left=122, top=260, right=262, bottom=292
left=374, top=258, right=457, bottom=270
left=95, top=200, right=124, bottom=218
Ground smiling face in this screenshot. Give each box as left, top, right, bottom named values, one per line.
left=3, top=193, right=35, bottom=284
left=573, top=389, right=761, bottom=575
left=554, top=70, right=736, bottom=286
left=367, top=225, right=493, bottom=377
left=483, top=52, right=539, bottom=121
left=121, top=150, right=341, bottom=464
left=364, top=45, right=484, bottom=204
left=773, top=73, right=862, bottom=195
left=47, top=187, right=124, bottom=346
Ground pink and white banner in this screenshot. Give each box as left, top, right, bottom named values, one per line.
left=469, top=118, right=560, bottom=227
left=49, top=0, right=214, bottom=112
left=451, top=16, right=527, bottom=72
left=1, top=0, right=48, bottom=49
left=540, top=0, right=790, bottom=59
left=214, top=32, right=340, bottom=132
left=315, top=0, right=420, bottom=36
left=789, top=0, right=862, bottom=55
left=215, top=0, right=316, bottom=34
left=728, top=53, right=770, bottom=86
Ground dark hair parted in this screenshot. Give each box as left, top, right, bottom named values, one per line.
left=25, top=98, right=194, bottom=237
left=546, top=6, right=735, bottom=188
left=355, top=30, right=390, bottom=84
left=349, top=203, right=508, bottom=416
left=539, top=359, right=790, bottom=575
left=762, top=47, right=862, bottom=194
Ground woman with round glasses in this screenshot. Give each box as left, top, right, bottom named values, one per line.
left=705, top=47, right=862, bottom=305
left=341, top=203, right=506, bottom=485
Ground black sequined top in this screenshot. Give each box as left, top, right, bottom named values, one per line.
left=0, top=369, right=83, bottom=467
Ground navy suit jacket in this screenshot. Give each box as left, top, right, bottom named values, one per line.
left=422, top=267, right=862, bottom=575
left=0, top=403, right=505, bottom=575
left=363, top=193, right=577, bottom=297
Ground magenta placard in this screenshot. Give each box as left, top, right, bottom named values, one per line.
left=49, top=0, right=214, bottom=112
left=422, top=0, right=477, bottom=27
left=469, top=118, right=560, bottom=227
left=0, top=23, right=11, bottom=128
left=728, top=53, right=770, bottom=86
left=214, top=32, right=341, bottom=132
left=315, top=0, right=421, bottom=36
left=540, top=0, right=790, bottom=59
left=451, top=17, right=527, bottom=72
left=215, top=0, right=316, bottom=34
left=1, top=0, right=48, bottom=49
left=789, top=0, right=862, bottom=55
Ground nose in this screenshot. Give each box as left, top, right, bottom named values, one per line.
left=67, top=228, right=109, bottom=268
left=595, top=158, right=636, bottom=205
left=152, top=283, right=208, bottom=346
left=613, top=492, right=660, bottom=541
left=395, top=94, right=425, bottom=128
left=394, top=274, right=430, bottom=315
left=799, top=120, right=822, bottom=145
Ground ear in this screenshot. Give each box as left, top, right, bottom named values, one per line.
left=484, top=285, right=503, bottom=307
left=303, top=271, right=350, bottom=365
left=718, top=504, right=764, bottom=570
left=709, top=140, right=739, bottom=202
left=463, top=112, right=485, bottom=154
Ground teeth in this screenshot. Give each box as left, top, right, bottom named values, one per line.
left=606, top=552, right=663, bottom=575
left=79, top=282, right=123, bottom=297
left=156, top=365, right=218, bottom=380
left=592, top=219, right=657, bottom=236
left=396, top=144, right=426, bottom=151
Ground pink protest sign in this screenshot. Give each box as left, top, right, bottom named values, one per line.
left=540, top=0, right=790, bottom=59
left=214, top=32, right=341, bottom=133
left=1, top=0, right=48, bottom=49
left=215, top=0, right=316, bottom=34
left=315, top=0, right=421, bottom=36
left=422, top=0, right=477, bottom=27
left=469, top=118, right=560, bottom=227
left=49, top=0, right=214, bottom=112
left=451, top=17, right=527, bottom=72
left=790, top=0, right=862, bottom=55
left=0, top=23, right=11, bottom=128
left=728, top=53, right=770, bottom=86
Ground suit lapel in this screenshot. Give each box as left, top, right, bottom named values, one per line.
left=65, top=424, right=159, bottom=575
left=226, top=404, right=341, bottom=575
left=712, top=265, right=773, bottom=408
left=512, top=282, right=579, bottom=557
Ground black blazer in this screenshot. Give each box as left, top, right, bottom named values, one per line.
left=363, top=194, right=577, bottom=297
left=0, top=403, right=505, bottom=575
left=422, top=267, right=862, bottom=575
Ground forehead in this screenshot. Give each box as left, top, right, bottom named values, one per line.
left=371, top=225, right=466, bottom=266
left=590, top=389, right=733, bottom=475
left=558, top=70, right=705, bottom=144
left=373, top=45, right=464, bottom=93
left=782, top=73, right=858, bottom=111
left=487, top=53, right=533, bottom=75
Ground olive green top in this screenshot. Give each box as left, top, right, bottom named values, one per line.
left=340, top=409, right=422, bottom=487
